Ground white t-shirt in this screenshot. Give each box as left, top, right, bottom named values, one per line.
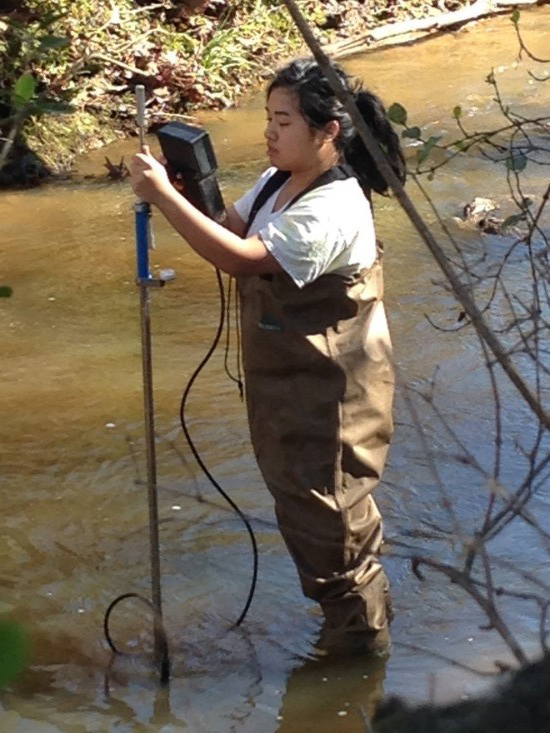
left=233, top=167, right=377, bottom=289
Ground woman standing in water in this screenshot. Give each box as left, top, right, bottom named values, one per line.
left=130, top=57, right=405, bottom=656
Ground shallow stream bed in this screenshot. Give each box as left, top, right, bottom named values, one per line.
left=1, top=8, right=550, bottom=731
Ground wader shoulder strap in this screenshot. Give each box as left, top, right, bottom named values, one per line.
left=243, top=164, right=355, bottom=237
left=243, top=170, right=290, bottom=236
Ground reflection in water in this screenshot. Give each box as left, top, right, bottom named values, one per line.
left=1, top=6, right=550, bottom=731
left=277, top=654, right=387, bottom=733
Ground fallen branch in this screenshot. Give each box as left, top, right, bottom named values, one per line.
left=326, top=0, right=550, bottom=58
left=87, top=52, right=157, bottom=80
left=0, top=106, right=26, bottom=172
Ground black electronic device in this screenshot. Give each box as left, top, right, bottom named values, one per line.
left=156, top=121, right=225, bottom=221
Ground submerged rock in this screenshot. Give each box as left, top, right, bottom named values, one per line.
left=462, top=197, right=504, bottom=234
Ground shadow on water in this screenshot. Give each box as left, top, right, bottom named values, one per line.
left=2, top=7, right=550, bottom=731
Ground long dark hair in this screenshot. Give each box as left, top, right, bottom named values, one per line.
left=267, top=58, right=406, bottom=196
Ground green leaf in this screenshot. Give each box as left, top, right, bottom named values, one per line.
left=506, top=153, right=527, bottom=172
left=511, top=8, right=520, bottom=24
left=13, top=74, right=36, bottom=106
left=402, top=126, right=421, bottom=140
left=452, top=105, right=462, bottom=120
left=520, top=197, right=533, bottom=210
left=501, top=213, right=526, bottom=229
left=387, top=102, right=408, bottom=126
left=37, top=11, right=69, bottom=30
left=38, top=35, right=70, bottom=52
left=417, top=148, right=428, bottom=164
left=0, top=286, right=13, bottom=298
left=417, top=136, right=441, bottom=164
left=0, top=621, right=28, bottom=688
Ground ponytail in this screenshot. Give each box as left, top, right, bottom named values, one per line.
left=345, top=90, right=407, bottom=196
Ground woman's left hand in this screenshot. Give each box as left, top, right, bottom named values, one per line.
left=130, top=146, right=172, bottom=205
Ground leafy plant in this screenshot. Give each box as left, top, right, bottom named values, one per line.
left=0, top=10, right=74, bottom=174
left=0, top=620, right=28, bottom=688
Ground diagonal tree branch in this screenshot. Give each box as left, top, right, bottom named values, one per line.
left=279, top=0, right=550, bottom=433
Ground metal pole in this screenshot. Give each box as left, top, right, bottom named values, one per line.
left=134, top=84, right=170, bottom=684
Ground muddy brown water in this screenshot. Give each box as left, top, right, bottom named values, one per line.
left=1, top=8, right=550, bottom=732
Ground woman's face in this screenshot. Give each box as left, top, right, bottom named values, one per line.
left=265, top=87, right=336, bottom=172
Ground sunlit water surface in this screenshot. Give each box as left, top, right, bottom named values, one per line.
left=1, top=8, right=550, bottom=732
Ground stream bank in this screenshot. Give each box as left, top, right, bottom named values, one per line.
left=1, top=0, right=542, bottom=185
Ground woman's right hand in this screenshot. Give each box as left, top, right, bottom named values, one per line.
left=130, top=146, right=173, bottom=205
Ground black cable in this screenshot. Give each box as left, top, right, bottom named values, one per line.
left=223, top=276, right=244, bottom=399
left=234, top=283, right=243, bottom=383
left=179, top=267, right=258, bottom=626
left=103, top=592, right=170, bottom=686
left=103, top=268, right=258, bottom=676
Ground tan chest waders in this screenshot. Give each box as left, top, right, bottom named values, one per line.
left=238, top=260, right=394, bottom=642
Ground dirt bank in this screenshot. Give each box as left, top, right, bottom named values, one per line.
left=0, top=0, right=541, bottom=184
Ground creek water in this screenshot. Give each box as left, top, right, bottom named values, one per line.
left=1, top=7, right=550, bottom=732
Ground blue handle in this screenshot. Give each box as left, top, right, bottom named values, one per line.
left=135, top=202, right=151, bottom=281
